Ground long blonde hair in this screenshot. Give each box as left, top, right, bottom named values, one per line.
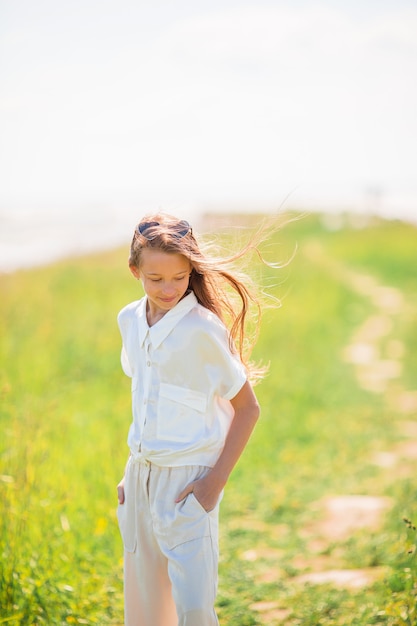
left=129, top=212, right=284, bottom=383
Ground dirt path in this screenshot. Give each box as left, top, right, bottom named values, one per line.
left=304, top=239, right=417, bottom=417
left=250, top=238, right=417, bottom=624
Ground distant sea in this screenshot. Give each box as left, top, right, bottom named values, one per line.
left=1, top=198, right=416, bottom=273
left=0, top=206, right=143, bottom=273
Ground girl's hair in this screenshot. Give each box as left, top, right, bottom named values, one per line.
left=129, top=212, right=283, bottom=383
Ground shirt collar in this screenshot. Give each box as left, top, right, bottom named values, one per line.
left=137, top=291, right=198, bottom=349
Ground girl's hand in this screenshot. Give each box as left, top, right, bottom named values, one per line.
left=175, top=472, right=225, bottom=513
left=117, top=476, right=125, bottom=504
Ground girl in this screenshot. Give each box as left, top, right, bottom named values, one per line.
left=116, top=213, right=266, bottom=626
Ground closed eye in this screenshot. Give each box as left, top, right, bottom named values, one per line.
left=148, top=276, right=187, bottom=282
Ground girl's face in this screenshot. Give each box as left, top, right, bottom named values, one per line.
left=131, top=249, right=191, bottom=324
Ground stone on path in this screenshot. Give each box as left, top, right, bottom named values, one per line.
left=294, top=567, right=386, bottom=589
left=317, top=495, right=393, bottom=540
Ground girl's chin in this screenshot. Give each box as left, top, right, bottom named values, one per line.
left=159, top=298, right=178, bottom=307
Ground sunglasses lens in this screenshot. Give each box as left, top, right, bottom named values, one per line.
left=175, top=220, right=191, bottom=237
left=137, top=220, right=191, bottom=240
left=138, top=221, right=159, bottom=238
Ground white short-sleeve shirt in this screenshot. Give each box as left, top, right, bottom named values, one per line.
left=117, top=291, right=247, bottom=467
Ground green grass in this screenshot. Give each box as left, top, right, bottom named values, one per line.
left=1, top=212, right=417, bottom=625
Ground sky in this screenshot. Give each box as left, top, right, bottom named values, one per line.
left=1, top=0, right=417, bottom=223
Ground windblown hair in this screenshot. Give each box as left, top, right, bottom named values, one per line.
left=129, top=212, right=286, bottom=383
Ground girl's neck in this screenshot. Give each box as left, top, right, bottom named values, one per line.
left=146, top=301, right=167, bottom=327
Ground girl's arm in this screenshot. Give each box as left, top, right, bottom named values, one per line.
left=117, top=453, right=132, bottom=504
left=176, top=380, right=260, bottom=511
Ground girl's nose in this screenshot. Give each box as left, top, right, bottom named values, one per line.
left=162, top=282, right=175, bottom=295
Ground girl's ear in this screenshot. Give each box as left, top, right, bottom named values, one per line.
left=129, top=265, right=140, bottom=280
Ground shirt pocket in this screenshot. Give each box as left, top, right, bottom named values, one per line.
left=157, top=383, right=208, bottom=442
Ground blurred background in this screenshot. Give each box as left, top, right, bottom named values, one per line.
left=1, top=0, right=416, bottom=271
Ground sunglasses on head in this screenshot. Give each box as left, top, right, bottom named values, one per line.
left=137, top=220, right=192, bottom=240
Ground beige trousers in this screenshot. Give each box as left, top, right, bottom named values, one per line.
left=117, top=457, right=220, bottom=626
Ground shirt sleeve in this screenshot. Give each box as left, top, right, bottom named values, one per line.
left=199, top=317, right=247, bottom=400
left=121, top=345, right=132, bottom=377
left=117, top=307, right=134, bottom=378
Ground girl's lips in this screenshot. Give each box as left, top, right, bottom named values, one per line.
left=160, top=297, right=177, bottom=303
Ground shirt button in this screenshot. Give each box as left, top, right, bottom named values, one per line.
left=147, top=361, right=151, bottom=366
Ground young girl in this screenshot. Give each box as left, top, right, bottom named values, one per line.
left=116, top=213, right=265, bottom=626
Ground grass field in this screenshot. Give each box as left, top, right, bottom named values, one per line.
left=1, top=212, right=417, bottom=625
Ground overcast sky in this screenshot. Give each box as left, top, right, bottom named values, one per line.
left=1, top=0, right=417, bottom=218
